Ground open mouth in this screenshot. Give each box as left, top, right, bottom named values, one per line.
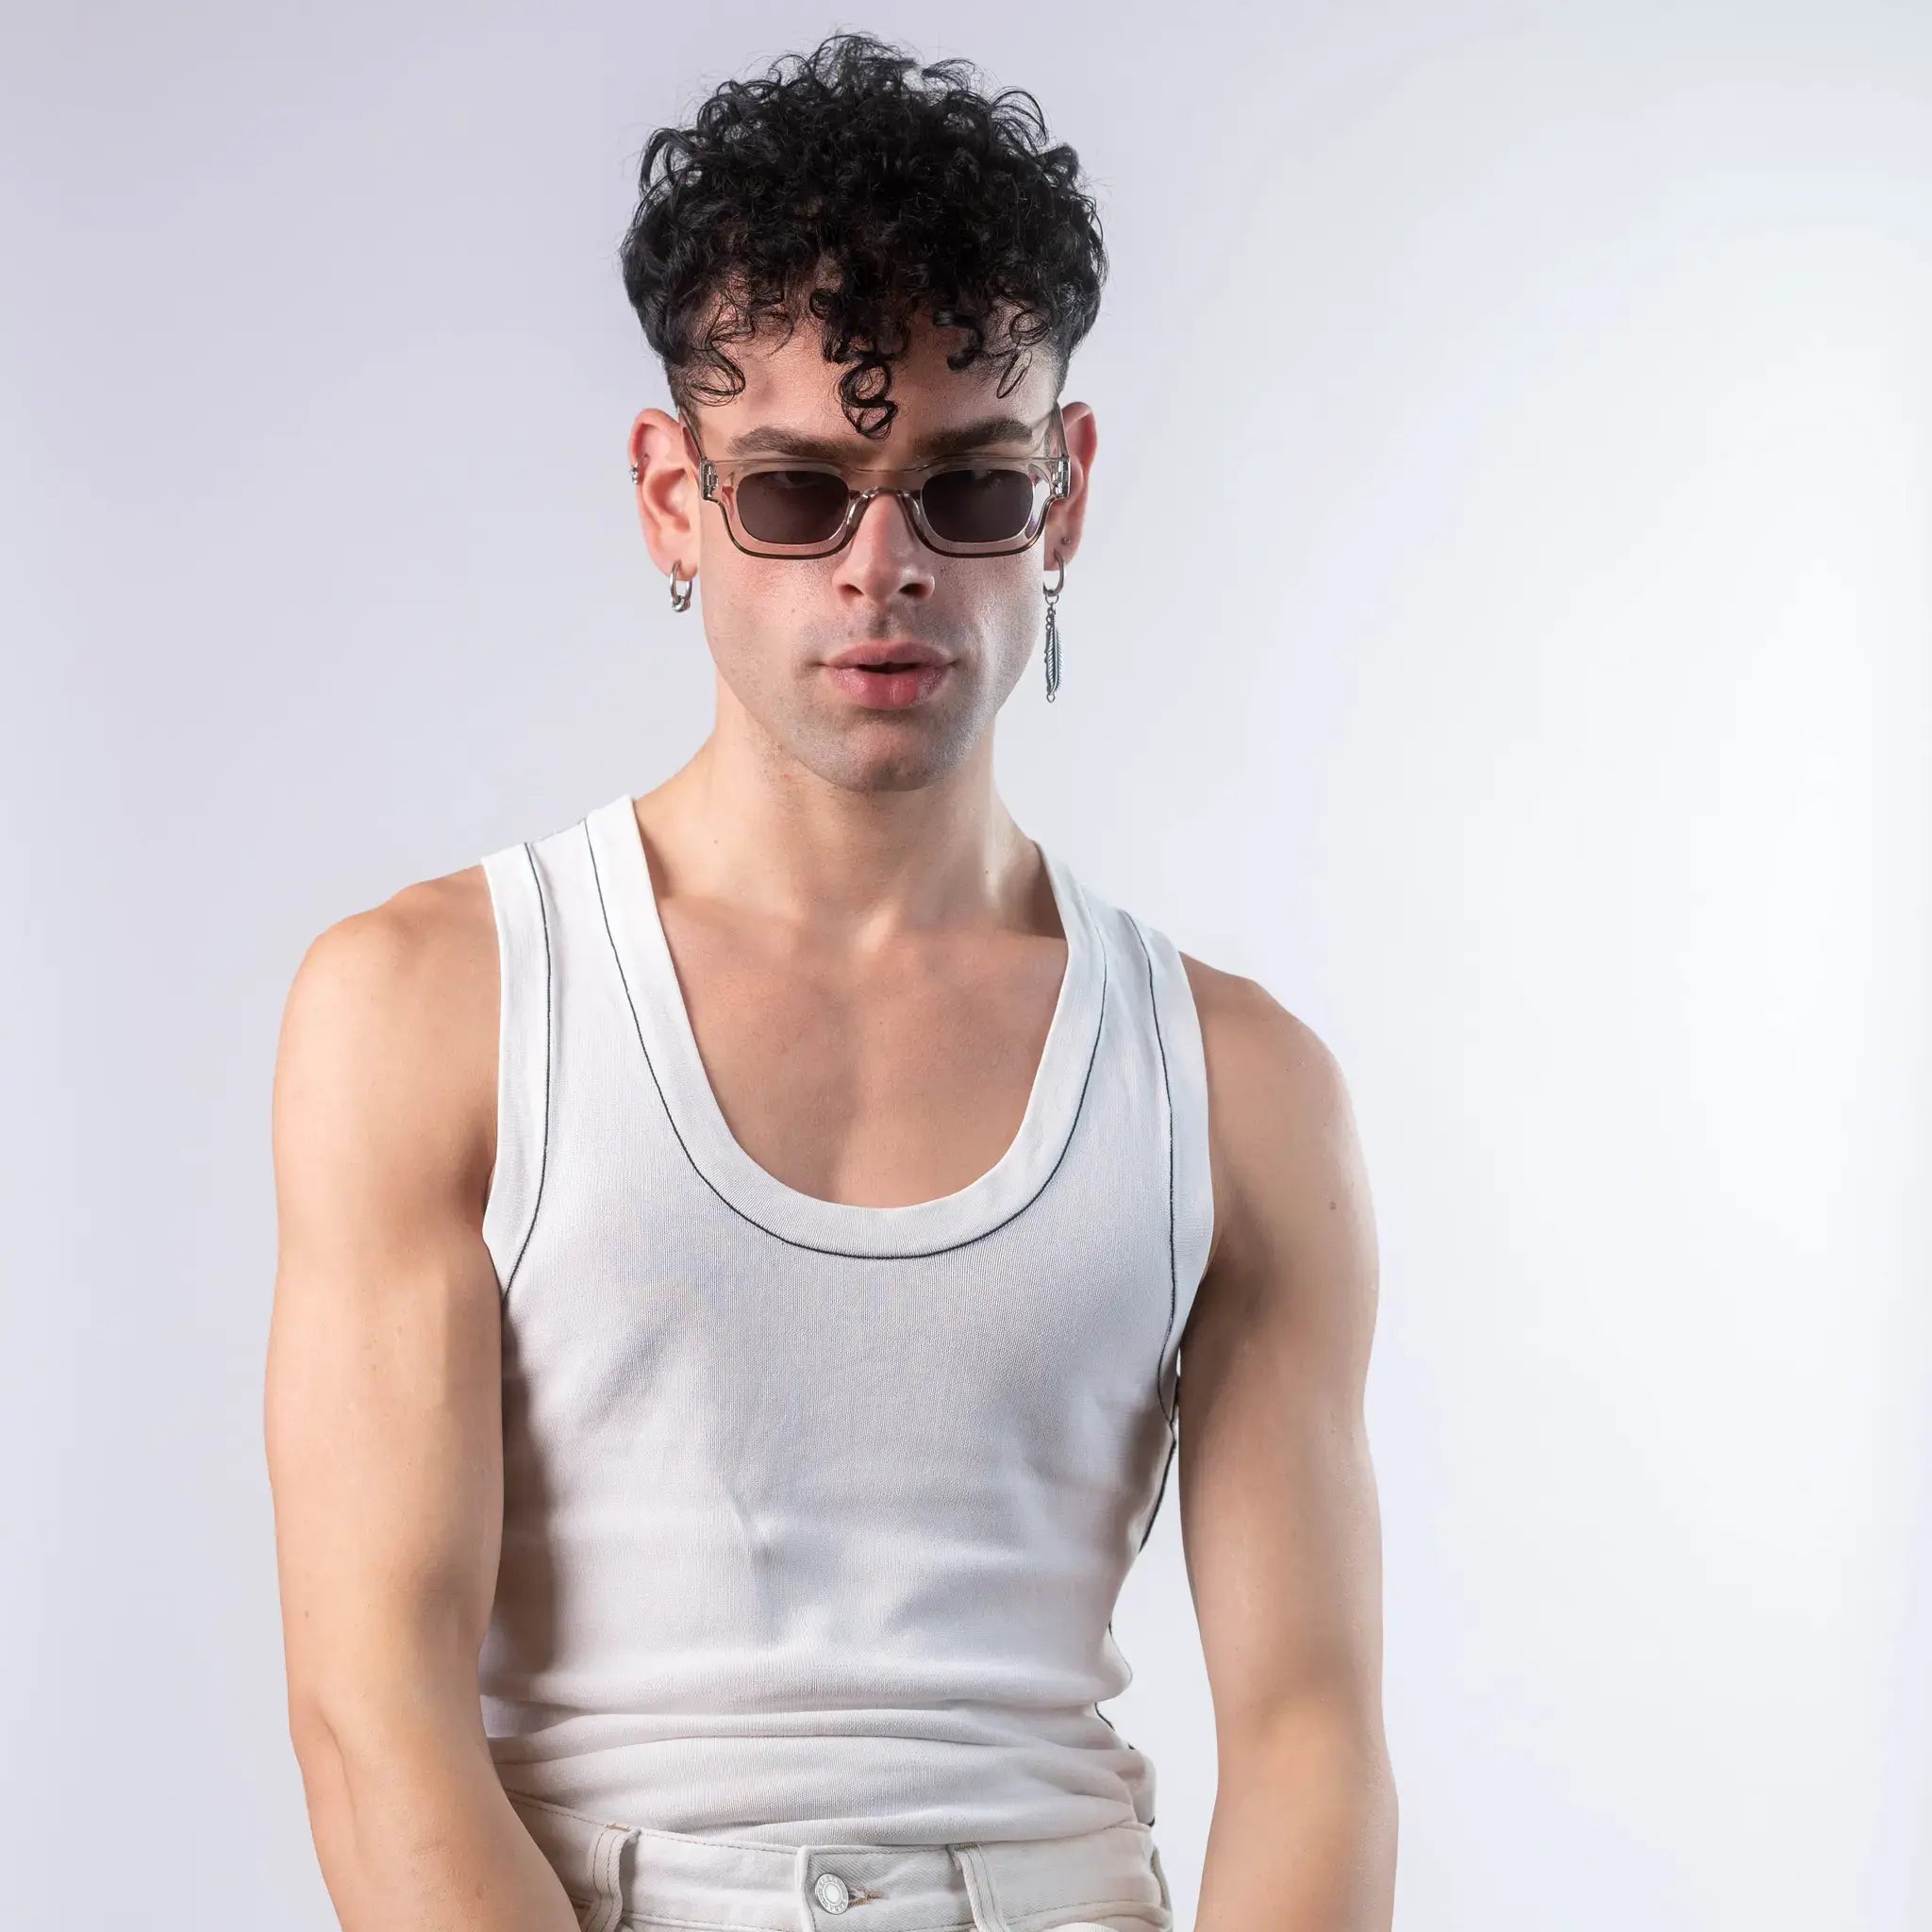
left=824, top=658, right=951, bottom=708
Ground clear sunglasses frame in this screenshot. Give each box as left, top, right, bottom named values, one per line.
left=677, top=408, right=1072, bottom=560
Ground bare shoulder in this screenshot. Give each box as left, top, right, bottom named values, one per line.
left=272, top=858, right=501, bottom=1236
left=1177, top=951, right=1376, bottom=1325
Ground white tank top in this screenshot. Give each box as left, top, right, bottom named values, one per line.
left=475, top=792, right=1214, bottom=1845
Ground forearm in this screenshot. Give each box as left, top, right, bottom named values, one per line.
left=1195, top=1705, right=1398, bottom=1932
left=291, top=1687, right=578, bottom=1932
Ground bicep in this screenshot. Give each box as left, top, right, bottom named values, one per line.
left=265, top=901, right=505, bottom=1751
left=1174, top=986, right=1384, bottom=1746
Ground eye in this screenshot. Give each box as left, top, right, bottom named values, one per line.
left=758, top=468, right=843, bottom=491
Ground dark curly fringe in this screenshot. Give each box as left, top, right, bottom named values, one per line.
left=619, top=29, right=1108, bottom=440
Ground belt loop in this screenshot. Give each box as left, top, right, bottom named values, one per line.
left=791, top=1845, right=819, bottom=1932
left=580, top=1820, right=639, bottom=1932
left=951, top=1843, right=1013, bottom=1932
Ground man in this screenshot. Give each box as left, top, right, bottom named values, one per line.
left=265, top=30, right=1395, bottom=1932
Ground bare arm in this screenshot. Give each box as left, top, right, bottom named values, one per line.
left=1175, top=961, right=1397, bottom=1932
left=264, top=872, right=578, bottom=1932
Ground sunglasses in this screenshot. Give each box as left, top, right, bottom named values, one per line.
left=676, top=408, right=1071, bottom=559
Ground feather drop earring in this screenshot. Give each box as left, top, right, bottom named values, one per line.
left=1042, top=555, right=1065, bottom=701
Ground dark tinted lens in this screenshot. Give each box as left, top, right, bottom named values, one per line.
left=921, top=465, right=1037, bottom=543
left=734, top=469, right=851, bottom=544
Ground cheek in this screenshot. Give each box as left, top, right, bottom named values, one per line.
left=700, top=567, right=802, bottom=670
left=957, top=561, right=1044, bottom=637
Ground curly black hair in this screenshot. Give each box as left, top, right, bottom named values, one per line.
left=618, top=30, right=1108, bottom=440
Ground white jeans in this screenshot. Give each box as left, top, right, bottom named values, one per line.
left=504, top=1789, right=1175, bottom=1932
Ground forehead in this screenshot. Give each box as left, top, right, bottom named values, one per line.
left=695, top=307, right=1058, bottom=459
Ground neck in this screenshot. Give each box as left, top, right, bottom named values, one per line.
left=627, top=728, right=1050, bottom=951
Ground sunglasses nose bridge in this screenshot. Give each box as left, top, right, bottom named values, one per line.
left=841, top=480, right=926, bottom=550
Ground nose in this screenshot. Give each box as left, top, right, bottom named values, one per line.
left=835, top=485, right=935, bottom=593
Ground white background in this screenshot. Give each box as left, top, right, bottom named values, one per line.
left=3, top=4, right=1926, bottom=1927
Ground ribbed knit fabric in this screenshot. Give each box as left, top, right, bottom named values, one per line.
left=475, top=793, right=1214, bottom=1847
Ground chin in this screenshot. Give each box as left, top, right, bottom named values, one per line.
left=799, top=721, right=978, bottom=794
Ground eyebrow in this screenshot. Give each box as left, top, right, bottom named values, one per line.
left=722, top=412, right=1048, bottom=462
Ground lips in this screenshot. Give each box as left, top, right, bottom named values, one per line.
left=824, top=641, right=953, bottom=670
left=823, top=660, right=952, bottom=709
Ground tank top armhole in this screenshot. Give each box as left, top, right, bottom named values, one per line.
left=479, top=841, right=553, bottom=1302
left=1126, top=912, right=1216, bottom=1425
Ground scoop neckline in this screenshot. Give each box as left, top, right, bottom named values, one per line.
left=583, top=792, right=1108, bottom=1257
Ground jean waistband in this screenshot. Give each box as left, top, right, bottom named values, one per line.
left=502, top=1790, right=1174, bottom=1932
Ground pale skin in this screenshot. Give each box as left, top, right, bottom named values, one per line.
left=266, top=296, right=1396, bottom=1931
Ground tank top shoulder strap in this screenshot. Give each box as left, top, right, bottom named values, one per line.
left=478, top=835, right=554, bottom=1299
left=1123, top=909, right=1215, bottom=1420
left=1066, top=868, right=1217, bottom=1426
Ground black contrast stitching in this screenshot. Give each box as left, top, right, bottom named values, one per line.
left=584, top=816, right=1107, bottom=1260
left=1135, top=1430, right=1178, bottom=1557
left=502, top=840, right=553, bottom=1302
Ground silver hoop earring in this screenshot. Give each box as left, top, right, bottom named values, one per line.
left=669, top=564, right=693, bottom=613
left=1041, top=555, right=1065, bottom=701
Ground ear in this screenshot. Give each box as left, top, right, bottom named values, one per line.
left=1043, top=400, right=1096, bottom=571
left=628, top=408, right=702, bottom=579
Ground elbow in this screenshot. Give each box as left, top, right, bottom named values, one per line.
left=288, top=1685, right=347, bottom=1774
left=1218, top=1685, right=1393, bottom=1788
left=283, top=1658, right=483, bottom=1790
